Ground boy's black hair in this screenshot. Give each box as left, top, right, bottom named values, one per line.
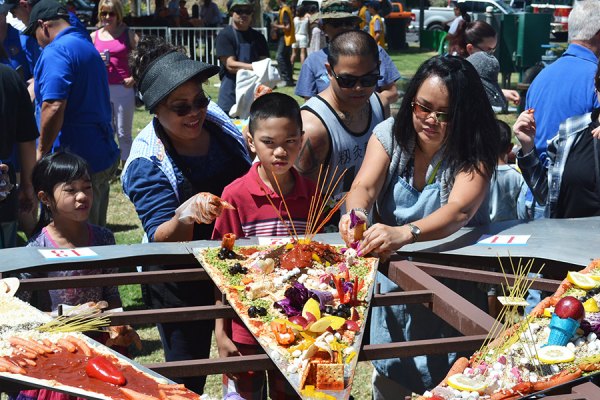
left=31, top=152, right=91, bottom=233
left=248, top=92, right=302, bottom=135
left=327, top=30, right=379, bottom=69
left=496, top=119, right=513, bottom=156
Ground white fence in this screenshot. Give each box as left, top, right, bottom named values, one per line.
left=127, top=26, right=269, bottom=66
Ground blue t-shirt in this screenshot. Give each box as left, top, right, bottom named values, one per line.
left=1, top=24, right=32, bottom=81
left=295, top=45, right=401, bottom=98
left=525, top=43, right=600, bottom=165
left=19, top=33, right=41, bottom=78
left=34, top=27, right=118, bottom=173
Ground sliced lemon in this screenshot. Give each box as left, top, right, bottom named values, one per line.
left=447, top=374, right=487, bottom=393
left=302, top=298, right=321, bottom=321
left=543, top=306, right=555, bottom=318
left=590, top=273, right=600, bottom=281
left=308, top=315, right=346, bottom=333
left=567, top=271, right=599, bottom=290
left=537, top=345, right=575, bottom=364
left=584, top=298, right=600, bottom=313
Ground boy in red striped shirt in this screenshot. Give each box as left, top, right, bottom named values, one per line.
left=212, top=92, right=316, bottom=400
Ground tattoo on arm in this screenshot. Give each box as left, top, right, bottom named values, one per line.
left=295, top=139, right=321, bottom=177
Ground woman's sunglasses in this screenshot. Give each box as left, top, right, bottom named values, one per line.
left=330, top=67, right=380, bottom=89
left=411, top=100, right=450, bottom=123
left=167, top=95, right=211, bottom=116
left=100, top=11, right=116, bottom=17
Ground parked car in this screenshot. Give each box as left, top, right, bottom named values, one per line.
left=388, top=2, right=413, bottom=19
left=410, top=0, right=515, bottom=31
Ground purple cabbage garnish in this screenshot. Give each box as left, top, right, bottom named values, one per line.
left=349, top=209, right=365, bottom=229
left=274, top=282, right=336, bottom=316
left=581, top=314, right=600, bottom=335
left=309, top=290, right=334, bottom=309
left=274, top=282, right=312, bottom=317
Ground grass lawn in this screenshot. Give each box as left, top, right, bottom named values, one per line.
left=105, top=43, right=519, bottom=399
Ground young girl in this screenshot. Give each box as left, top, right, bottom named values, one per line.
left=13, top=152, right=136, bottom=400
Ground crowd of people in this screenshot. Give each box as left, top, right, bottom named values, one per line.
left=2, top=0, right=600, bottom=398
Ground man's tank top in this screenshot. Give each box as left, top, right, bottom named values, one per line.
left=301, top=93, right=385, bottom=200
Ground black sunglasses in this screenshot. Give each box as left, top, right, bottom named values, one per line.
left=233, top=8, right=253, bottom=15
left=167, top=95, right=211, bottom=116
left=330, top=67, right=380, bottom=89
left=473, top=43, right=496, bottom=55
left=411, top=100, right=450, bottom=123
left=100, top=11, right=116, bottom=17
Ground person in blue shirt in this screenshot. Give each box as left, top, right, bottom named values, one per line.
left=295, top=0, right=400, bottom=104
left=25, top=0, right=119, bottom=227
left=525, top=0, right=600, bottom=169
left=0, top=5, right=31, bottom=80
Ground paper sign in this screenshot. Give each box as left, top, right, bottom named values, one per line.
left=477, top=234, right=531, bottom=246
left=258, top=237, right=292, bottom=246
left=38, top=248, right=98, bottom=259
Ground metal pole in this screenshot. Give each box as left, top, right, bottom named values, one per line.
left=419, top=0, right=425, bottom=48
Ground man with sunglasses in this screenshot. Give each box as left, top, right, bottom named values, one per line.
left=215, top=0, right=268, bottom=115
left=24, top=0, right=119, bottom=227
left=295, top=0, right=400, bottom=104
left=297, top=29, right=388, bottom=205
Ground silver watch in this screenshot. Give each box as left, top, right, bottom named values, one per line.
left=406, top=223, right=421, bottom=243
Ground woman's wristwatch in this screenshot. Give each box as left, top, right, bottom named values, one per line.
left=406, top=223, right=421, bottom=243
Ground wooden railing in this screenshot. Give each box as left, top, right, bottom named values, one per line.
left=2, top=234, right=587, bottom=396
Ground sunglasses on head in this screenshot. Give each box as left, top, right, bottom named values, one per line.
left=330, top=67, right=380, bottom=89
left=100, top=11, right=116, bottom=17
left=167, top=95, right=211, bottom=116
left=233, top=7, right=253, bottom=14
left=411, top=100, right=450, bottom=123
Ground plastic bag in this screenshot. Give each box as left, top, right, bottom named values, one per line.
left=176, top=192, right=235, bottom=225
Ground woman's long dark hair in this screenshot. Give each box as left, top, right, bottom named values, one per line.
left=31, top=152, right=91, bottom=234
left=393, top=55, right=498, bottom=178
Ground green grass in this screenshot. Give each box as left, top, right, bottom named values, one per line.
left=101, top=43, right=520, bottom=399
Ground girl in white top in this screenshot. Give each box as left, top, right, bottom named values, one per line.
left=291, top=5, right=309, bottom=67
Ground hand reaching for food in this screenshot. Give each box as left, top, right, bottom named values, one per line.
left=176, top=192, right=235, bottom=224
left=105, top=325, right=143, bottom=350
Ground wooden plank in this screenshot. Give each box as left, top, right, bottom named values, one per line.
left=414, top=262, right=561, bottom=292
left=107, top=305, right=236, bottom=325
left=388, top=260, right=496, bottom=335
left=105, top=293, right=433, bottom=325
left=144, top=335, right=489, bottom=377
left=358, top=334, right=489, bottom=361
left=370, top=290, right=433, bottom=307
left=18, top=269, right=210, bottom=290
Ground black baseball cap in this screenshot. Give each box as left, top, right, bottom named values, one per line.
left=0, top=0, right=20, bottom=15
left=23, top=0, right=69, bottom=36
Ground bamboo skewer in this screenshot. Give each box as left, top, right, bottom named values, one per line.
left=257, top=180, right=295, bottom=239
left=272, top=173, right=298, bottom=240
